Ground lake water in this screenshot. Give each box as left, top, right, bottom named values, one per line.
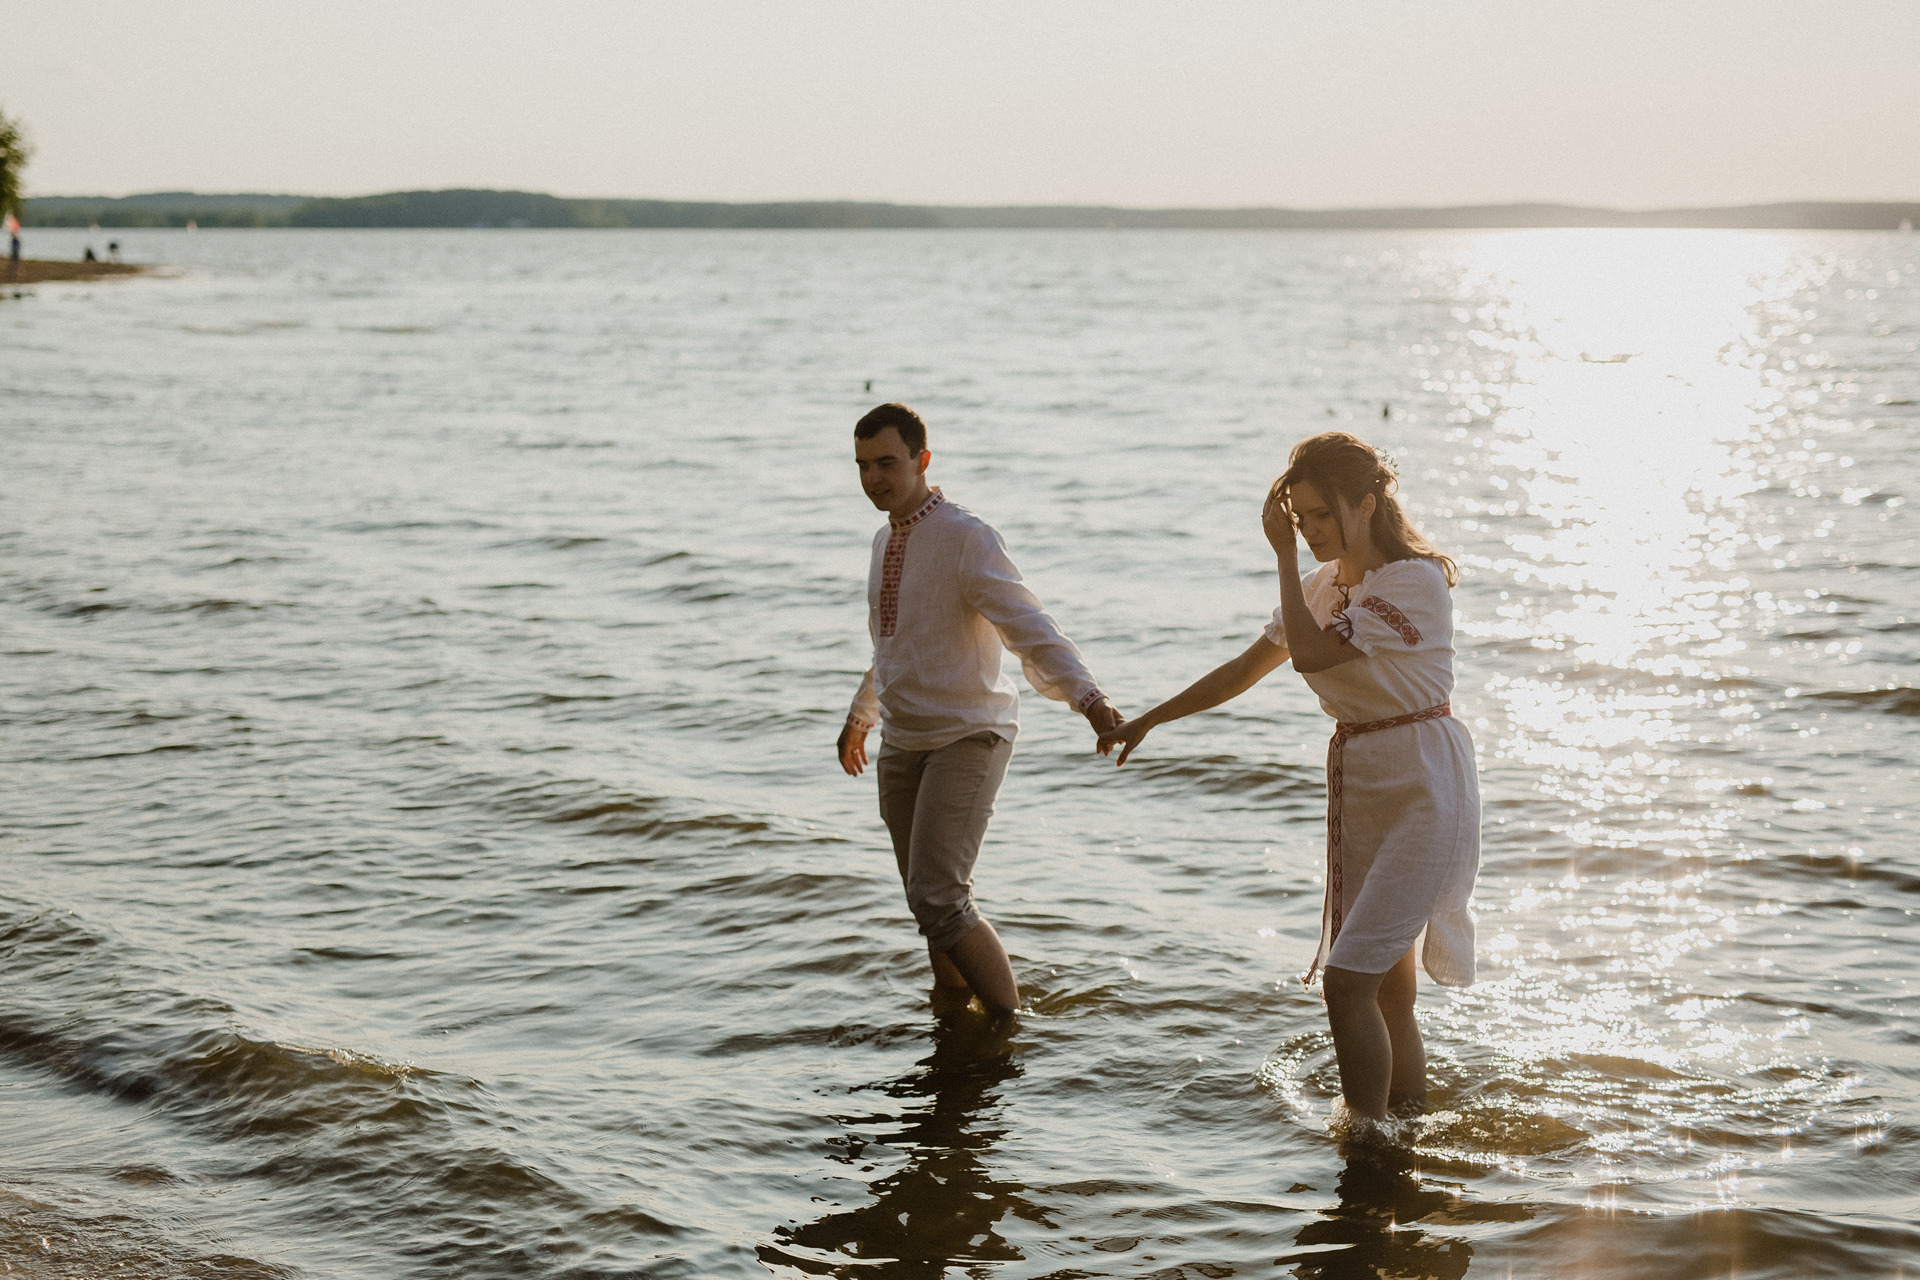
left=2, top=226, right=1916, bottom=1279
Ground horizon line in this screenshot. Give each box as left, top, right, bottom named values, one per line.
left=26, top=190, right=1920, bottom=213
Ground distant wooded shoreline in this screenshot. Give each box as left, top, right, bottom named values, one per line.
left=21, top=188, right=1920, bottom=231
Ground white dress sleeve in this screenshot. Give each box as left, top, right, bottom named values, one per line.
left=1327, top=558, right=1450, bottom=656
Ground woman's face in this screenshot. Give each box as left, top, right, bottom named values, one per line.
left=1288, top=480, right=1370, bottom=563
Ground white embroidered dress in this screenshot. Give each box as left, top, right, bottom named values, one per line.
left=1263, top=557, right=1480, bottom=986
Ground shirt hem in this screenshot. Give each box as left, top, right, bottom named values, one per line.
left=875, top=723, right=1020, bottom=753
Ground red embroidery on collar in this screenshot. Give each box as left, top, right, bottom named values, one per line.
left=890, top=488, right=945, bottom=530
left=879, top=490, right=944, bottom=638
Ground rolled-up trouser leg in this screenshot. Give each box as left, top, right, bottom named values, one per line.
left=875, top=731, right=1013, bottom=953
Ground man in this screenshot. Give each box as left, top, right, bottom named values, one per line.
left=837, top=403, right=1120, bottom=1016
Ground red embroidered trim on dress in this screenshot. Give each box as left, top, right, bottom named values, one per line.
left=1355, top=595, right=1421, bottom=646
left=878, top=489, right=944, bottom=639
left=1306, top=700, right=1452, bottom=986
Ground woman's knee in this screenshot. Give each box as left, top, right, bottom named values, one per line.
left=1375, top=981, right=1415, bottom=1021
left=1323, top=965, right=1384, bottom=1007
left=1374, top=951, right=1418, bottom=1014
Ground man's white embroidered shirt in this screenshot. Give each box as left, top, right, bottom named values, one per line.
left=848, top=491, right=1103, bottom=750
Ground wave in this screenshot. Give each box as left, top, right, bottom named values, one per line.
left=156, top=598, right=263, bottom=613
left=1124, top=753, right=1323, bottom=801
left=0, top=899, right=693, bottom=1277
left=330, top=518, right=503, bottom=533
left=702, top=1021, right=923, bottom=1058
left=4, top=577, right=297, bottom=624
left=490, top=534, right=612, bottom=551
left=1487, top=1204, right=1920, bottom=1280
left=400, top=768, right=835, bottom=851
left=0, top=904, right=462, bottom=1137
left=1770, top=847, right=1920, bottom=895
left=504, top=438, right=618, bottom=451
left=66, top=742, right=207, bottom=761
left=1802, top=686, right=1920, bottom=715
left=1, top=1183, right=290, bottom=1279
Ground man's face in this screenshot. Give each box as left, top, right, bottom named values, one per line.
left=855, top=428, right=929, bottom=513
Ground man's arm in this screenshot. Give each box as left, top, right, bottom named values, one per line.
left=960, top=527, right=1113, bottom=731
left=838, top=669, right=877, bottom=776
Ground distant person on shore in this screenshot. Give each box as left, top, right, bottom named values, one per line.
left=838, top=403, right=1122, bottom=1018
left=108, top=240, right=120, bottom=262
left=1098, top=432, right=1479, bottom=1127
left=83, top=245, right=96, bottom=263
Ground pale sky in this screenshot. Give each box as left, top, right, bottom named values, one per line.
left=8, top=0, right=1918, bottom=208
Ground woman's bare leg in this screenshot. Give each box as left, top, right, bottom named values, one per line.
left=1376, top=947, right=1426, bottom=1115
left=1322, top=965, right=1392, bottom=1120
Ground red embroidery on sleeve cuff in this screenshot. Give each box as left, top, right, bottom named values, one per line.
left=1074, top=688, right=1106, bottom=714
left=1355, top=596, right=1421, bottom=646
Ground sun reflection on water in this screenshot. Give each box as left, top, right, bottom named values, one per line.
left=1431, top=234, right=1843, bottom=931
left=1427, top=233, right=1854, bottom=814
left=1339, top=231, right=1893, bottom=1200
left=1462, top=234, right=1793, bottom=673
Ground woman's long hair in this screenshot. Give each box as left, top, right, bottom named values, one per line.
left=1275, top=432, right=1458, bottom=585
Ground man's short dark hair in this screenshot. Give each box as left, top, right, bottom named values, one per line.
left=854, top=403, right=928, bottom=455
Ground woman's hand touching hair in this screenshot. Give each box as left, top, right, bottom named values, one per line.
left=1262, top=482, right=1300, bottom=564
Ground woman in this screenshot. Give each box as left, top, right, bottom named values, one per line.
left=1098, top=432, right=1479, bottom=1124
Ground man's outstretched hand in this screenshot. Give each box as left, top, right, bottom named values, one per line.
left=837, top=722, right=870, bottom=776
left=1082, top=696, right=1124, bottom=742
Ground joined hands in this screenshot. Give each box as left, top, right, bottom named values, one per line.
left=1083, top=695, right=1124, bottom=739
left=1096, top=714, right=1152, bottom=767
